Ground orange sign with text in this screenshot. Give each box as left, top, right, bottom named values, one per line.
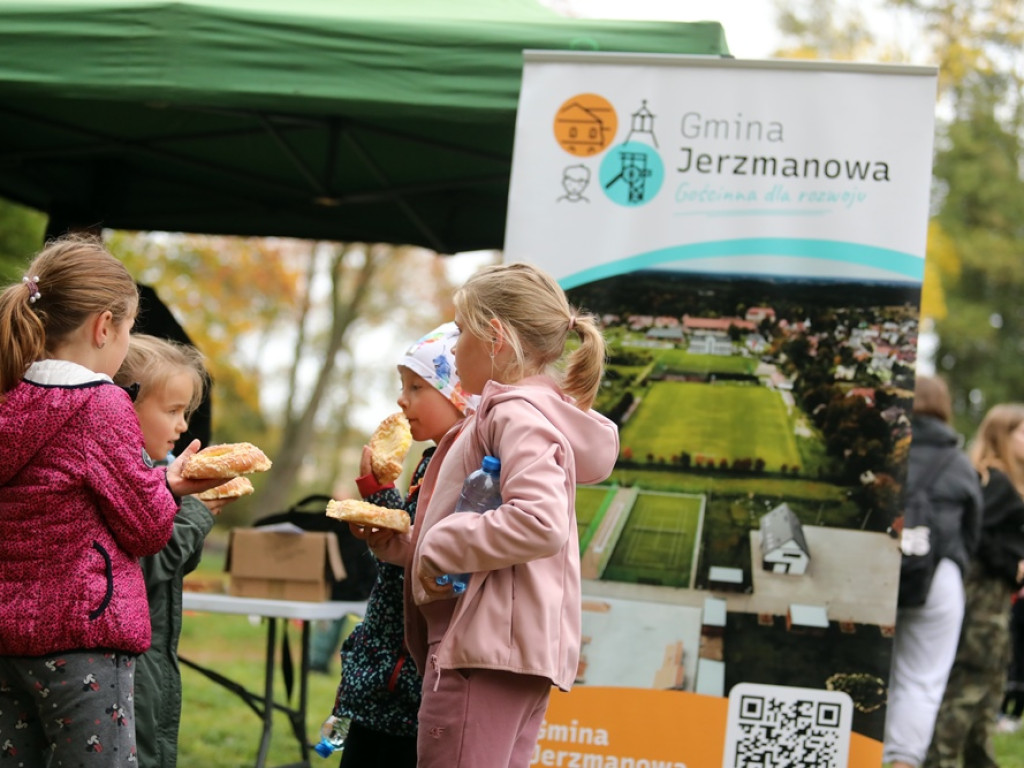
left=534, top=687, right=882, bottom=768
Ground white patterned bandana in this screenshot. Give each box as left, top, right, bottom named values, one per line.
left=398, top=322, right=475, bottom=416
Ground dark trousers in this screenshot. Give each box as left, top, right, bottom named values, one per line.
left=338, top=720, right=417, bottom=768
left=1002, top=597, right=1024, bottom=718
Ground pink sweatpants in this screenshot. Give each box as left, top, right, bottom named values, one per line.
left=416, top=646, right=551, bottom=768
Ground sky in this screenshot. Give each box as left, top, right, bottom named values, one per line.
left=547, top=0, right=929, bottom=65
left=553, top=0, right=780, bottom=58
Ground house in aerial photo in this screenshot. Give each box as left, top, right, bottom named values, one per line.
left=759, top=503, right=810, bottom=575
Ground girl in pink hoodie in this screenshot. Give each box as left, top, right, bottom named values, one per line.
left=371, top=262, right=619, bottom=768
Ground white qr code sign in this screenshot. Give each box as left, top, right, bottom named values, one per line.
left=723, top=683, right=853, bottom=768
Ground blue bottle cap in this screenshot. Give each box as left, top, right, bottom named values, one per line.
left=314, top=740, right=335, bottom=758
left=481, top=455, right=500, bottom=473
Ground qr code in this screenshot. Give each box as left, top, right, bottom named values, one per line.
left=722, top=682, right=853, bottom=768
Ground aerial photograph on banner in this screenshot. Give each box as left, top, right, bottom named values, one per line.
left=567, top=266, right=917, bottom=739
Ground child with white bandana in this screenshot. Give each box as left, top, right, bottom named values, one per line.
left=329, top=321, right=474, bottom=768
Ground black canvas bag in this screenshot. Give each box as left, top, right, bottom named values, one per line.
left=897, top=451, right=959, bottom=608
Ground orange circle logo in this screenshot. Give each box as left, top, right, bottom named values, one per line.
left=554, top=94, right=618, bottom=157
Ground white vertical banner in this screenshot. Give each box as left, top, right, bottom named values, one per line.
left=505, top=53, right=937, bottom=768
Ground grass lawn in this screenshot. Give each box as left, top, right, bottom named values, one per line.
left=610, top=467, right=850, bottom=500
left=576, top=486, right=607, bottom=529
left=603, top=491, right=702, bottom=588
left=997, top=732, right=1024, bottom=767
left=620, top=380, right=803, bottom=472
left=576, top=484, right=614, bottom=550
left=655, top=348, right=756, bottom=375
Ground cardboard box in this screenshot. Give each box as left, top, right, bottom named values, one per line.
left=225, top=525, right=346, bottom=602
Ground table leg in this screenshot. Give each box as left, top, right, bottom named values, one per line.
left=298, top=620, right=312, bottom=762
left=255, top=617, right=278, bottom=768
left=274, top=620, right=315, bottom=768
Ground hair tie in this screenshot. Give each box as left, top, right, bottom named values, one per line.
left=22, top=275, right=41, bottom=304
left=568, top=315, right=577, bottom=332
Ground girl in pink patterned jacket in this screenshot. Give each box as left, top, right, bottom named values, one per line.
left=371, top=262, right=619, bottom=768
left=0, top=236, right=224, bottom=767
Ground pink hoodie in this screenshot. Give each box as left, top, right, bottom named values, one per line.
left=378, top=375, right=618, bottom=691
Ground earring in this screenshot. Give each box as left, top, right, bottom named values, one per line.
left=97, top=341, right=106, bottom=350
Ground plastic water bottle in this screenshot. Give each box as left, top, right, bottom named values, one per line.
left=435, top=456, right=501, bottom=595
left=313, top=714, right=350, bottom=758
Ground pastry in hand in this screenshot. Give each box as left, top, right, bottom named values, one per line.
left=182, top=442, right=272, bottom=480
left=196, top=476, right=254, bottom=501
left=326, top=498, right=411, bottom=533
left=368, top=413, right=412, bottom=484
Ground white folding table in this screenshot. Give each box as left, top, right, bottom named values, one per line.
left=181, top=592, right=366, bottom=768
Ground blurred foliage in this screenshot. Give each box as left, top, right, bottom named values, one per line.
left=111, top=231, right=302, bottom=431
left=930, top=83, right=1024, bottom=432
left=0, top=197, right=47, bottom=280
left=889, top=0, right=1024, bottom=433
left=775, top=0, right=1024, bottom=436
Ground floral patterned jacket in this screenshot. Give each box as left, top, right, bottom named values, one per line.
left=331, top=448, right=434, bottom=736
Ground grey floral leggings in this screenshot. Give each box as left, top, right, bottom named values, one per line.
left=0, top=650, right=136, bottom=766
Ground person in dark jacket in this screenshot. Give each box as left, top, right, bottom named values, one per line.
left=115, top=334, right=239, bottom=768
left=925, top=402, right=1024, bottom=768
left=884, top=375, right=983, bottom=768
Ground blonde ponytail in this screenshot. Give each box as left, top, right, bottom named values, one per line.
left=455, top=262, right=606, bottom=410
left=0, top=288, right=45, bottom=394
left=563, top=312, right=605, bottom=410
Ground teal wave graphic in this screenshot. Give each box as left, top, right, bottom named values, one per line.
left=558, top=238, right=924, bottom=289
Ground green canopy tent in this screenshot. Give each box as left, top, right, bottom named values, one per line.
left=0, top=0, right=729, bottom=253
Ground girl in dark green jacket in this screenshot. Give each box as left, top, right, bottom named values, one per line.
left=116, top=334, right=238, bottom=768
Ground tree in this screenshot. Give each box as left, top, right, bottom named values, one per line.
left=776, top=0, right=1024, bottom=434
left=112, top=232, right=304, bottom=431
left=932, top=91, right=1024, bottom=426
left=111, top=232, right=457, bottom=519
left=253, top=241, right=451, bottom=515
left=773, top=0, right=877, bottom=61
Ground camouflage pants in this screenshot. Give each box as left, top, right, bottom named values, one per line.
left=924, top=566, right=1012, bottom=768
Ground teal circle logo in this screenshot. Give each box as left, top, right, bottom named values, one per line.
left=599, top=142, right=664, bottom=207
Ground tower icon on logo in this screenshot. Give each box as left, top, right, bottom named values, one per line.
left=600, top=142, right=663, bottom=207
left=624, top=100, right=659, bottom=148
left=598, top=99, right=663, bottom=207
left=604, top=151, right=653, bottom=204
